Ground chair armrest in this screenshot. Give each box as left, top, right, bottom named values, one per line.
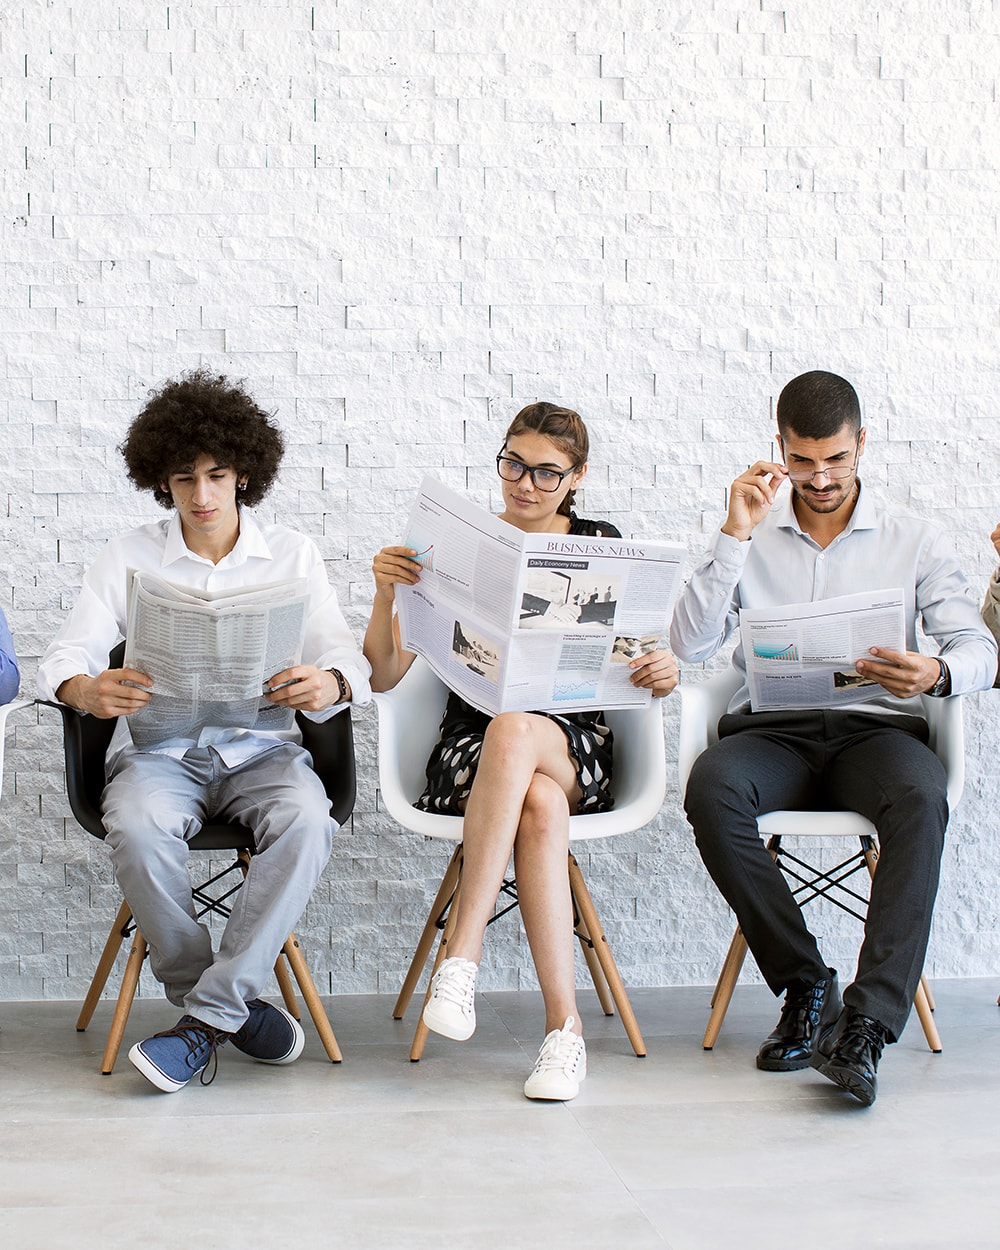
left=920, top=692, right=965, bottom=812
left=0, top=699, right=33, bottom=795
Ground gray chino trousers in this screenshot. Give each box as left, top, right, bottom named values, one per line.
left=683, top=709, right=948, bottom=1042
left=101, top=743, right=336, bottom=1033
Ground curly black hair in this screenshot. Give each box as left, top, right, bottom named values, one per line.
left=118, top=369, right=285, bottom=508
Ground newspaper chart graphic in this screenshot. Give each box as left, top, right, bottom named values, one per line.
left=752, top=641, right=799, bottom=662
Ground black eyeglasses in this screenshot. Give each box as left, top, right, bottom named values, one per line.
left=784, top=433, right=861, bottom=483
left=496, top=453, right=578, bottom=493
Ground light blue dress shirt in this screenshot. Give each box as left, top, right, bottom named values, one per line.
left=0, top=606, right=19, bottom=704
left=670, top=481, right=997, bottom=715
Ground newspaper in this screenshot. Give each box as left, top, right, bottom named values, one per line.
left=740, top=588, right=906, bottom=712
left=122, top=571, right=309, bottom=749
left=395, top=476, right=686, bottom=715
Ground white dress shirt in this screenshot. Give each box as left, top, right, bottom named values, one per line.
left=670, top=481, right=997, bottom=715
left=38, top=508, right=372, bottom=770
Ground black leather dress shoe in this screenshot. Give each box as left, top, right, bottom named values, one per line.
left=756, top=969, right=841, bottom=1071
left=810, top=1007, right=888, bottom=1106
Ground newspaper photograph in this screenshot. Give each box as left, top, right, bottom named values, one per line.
left=123, top=571, right=309, bottom=749
left=739, top=588, right=906, bottom=712
left=395, top=476, right=686, bottom=715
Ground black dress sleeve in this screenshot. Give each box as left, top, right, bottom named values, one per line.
left=568, top=514, right=622, bottom=539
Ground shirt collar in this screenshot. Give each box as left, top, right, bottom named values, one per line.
left=774, top=477, right=877, bottom=538
left=160, top=506, right=273, bottom=570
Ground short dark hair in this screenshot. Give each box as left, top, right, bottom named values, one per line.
left=776, top=371, right=861, bottom=441
left=119, top=370, right=285, bottom=508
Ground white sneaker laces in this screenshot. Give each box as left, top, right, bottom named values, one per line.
left=531, top=1017, right=584, bottom=1075
left=431, top=958, right=477, bottom=1009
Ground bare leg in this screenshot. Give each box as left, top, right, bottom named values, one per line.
left=513, top=774, right=582, bottom=1035
left=446, top=713, right=580, bottom=976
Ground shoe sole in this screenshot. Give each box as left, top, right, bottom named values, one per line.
left=756, top=1053, right=812, bottom=1072
left=524, top=1072, right=585, bottom=1101
left=422, top=1001, right=475, bottom=1041
left=811, top=1055, right=877, bottom=1106
left=128, top=1041, right=196, bottom=1093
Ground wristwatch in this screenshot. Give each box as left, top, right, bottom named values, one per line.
left=927, top=658, right=951, bottom=698
left=328, top=668, right=349, bottom=705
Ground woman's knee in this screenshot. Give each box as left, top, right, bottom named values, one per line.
left=515, top=775, right=570, bottom=849
left=481, top=712, right=541, bottom=762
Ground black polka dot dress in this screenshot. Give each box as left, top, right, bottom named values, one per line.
left=416, top=514, right=618, bottom=816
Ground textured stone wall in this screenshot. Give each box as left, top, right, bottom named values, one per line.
left=2, top=1, right=999, bottom=1001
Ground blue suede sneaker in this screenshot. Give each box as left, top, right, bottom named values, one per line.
left=128, top=1015, right=229, bottom=1093
left=229, top=998, right=305, bottom=1065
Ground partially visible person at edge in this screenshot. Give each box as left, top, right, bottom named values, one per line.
left=0, top=606, right=19, bottom=704
left=980, top=524, right=1000, bottom=679
left=38, top=370, right=371, bottom=1093
left=364, top=402, right=679, bottom=1102
left=671, top=370, right=996, bottom=1107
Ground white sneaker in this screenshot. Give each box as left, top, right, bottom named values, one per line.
left=524, top=1016, right=587, bottom=1101
left=422, top=956, right=478, bottom=1040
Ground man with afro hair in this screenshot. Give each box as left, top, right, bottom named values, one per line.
left=40, top=370, right=371, bottom=1093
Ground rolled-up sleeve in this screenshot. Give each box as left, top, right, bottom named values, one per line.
left=37, top=542, right=128, bottom=703
left=670, top=531, right=748, bottom=664
left=917, top=531, right=998, bottom=696
left=298, top=543, right=372, bottom=718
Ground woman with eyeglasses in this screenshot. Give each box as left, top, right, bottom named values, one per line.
left=364, top=402, right=678, bottom=1100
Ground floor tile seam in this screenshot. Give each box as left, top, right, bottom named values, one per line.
left=560, top=1107, right=675, bottom=1245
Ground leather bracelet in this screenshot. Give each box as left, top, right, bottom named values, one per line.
left=328, top=668, right=349, bottom=705
left=928, top=658, right=950, bottom=698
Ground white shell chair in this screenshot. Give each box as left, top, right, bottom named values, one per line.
left=677, top=668, right=964, bottom=1052
left=374, top=657, right=667, bottom=1060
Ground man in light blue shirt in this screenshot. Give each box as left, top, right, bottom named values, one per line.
left=672, top=371, right=996, bottom=1106
left=0, top=607, right=18, bottom=705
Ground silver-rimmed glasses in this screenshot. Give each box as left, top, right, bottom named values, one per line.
left=784, top=432, right=861, bottom=483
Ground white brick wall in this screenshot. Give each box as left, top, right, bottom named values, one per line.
left=2, top=1, right=1000, bottom=1002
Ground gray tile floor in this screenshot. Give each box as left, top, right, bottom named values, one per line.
left=3, top=979, right=1000, bottom=1249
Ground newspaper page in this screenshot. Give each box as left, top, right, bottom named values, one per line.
left=123, top=571, right=309, bottom=749
left=739, top=588, right=906, bottom=712
left=395, top=476, right=686, bottom=715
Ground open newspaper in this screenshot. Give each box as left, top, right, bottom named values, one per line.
left=739, top=588, right=906, bottom=712
left=122, top=571, right=309, bottom=750
left=395, top=476, right=686, bottom=716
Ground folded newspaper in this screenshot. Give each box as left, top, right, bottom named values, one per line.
left=739, top=588, right=906, bottom=712
left=122, top=571, right=309, bottom=750
left=395, top=476, right=686, bottom=716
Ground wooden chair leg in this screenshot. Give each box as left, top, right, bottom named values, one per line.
left=567, top=853, right=646, bottom=1057
left=702, top=927, right=749, bottom=1051
left=409, top=872, right=464, bottom=1062
left=709, top=928, right=748, bottom=1010
left=281, top=931, right=342, bottom=1063
left=273, top=951, right=301, bottom=1020
left=914, top=977, right=942, bottom=1053
left=77, top=898, right=133, bottom=1032
left=393, top=844, right=464, bottom=1020
left=574, top=905, right=616, bottom=1016
left=920, top=975, right=936, bottom=1013
left=575, top=875, right=612, bottom=1020
left=702, top=835, right=778, bottom=1049
left=100, top=929, right=147, bottom=1075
